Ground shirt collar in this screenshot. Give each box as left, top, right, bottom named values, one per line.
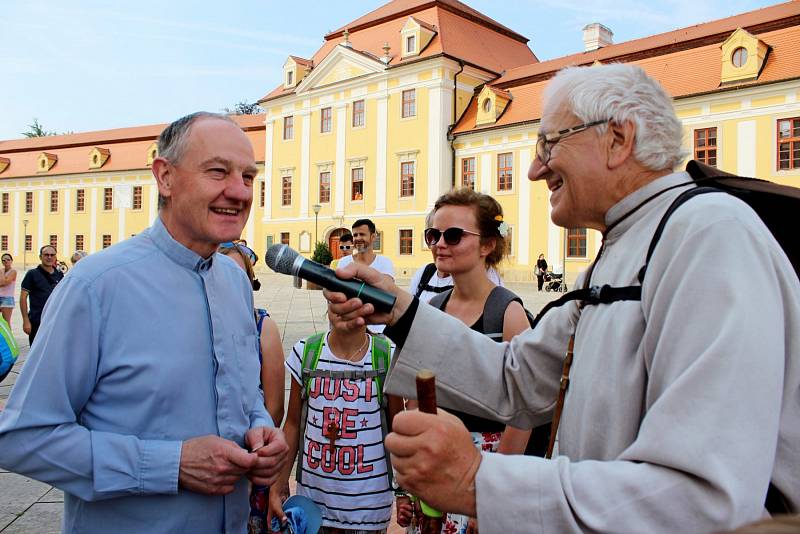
left=148, top=216, right=214, bottom=272
left=604, top=171, right=693, bottom=241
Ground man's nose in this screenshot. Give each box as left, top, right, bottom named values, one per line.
left=528, top=156, right=549, bottom=182
left=225, top=173, right=252, bottom=202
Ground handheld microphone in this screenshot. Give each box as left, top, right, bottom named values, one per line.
left=265, top=244, right=397, bottom=313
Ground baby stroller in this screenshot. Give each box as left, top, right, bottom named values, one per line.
left=544, top=271, right=567, bottom=292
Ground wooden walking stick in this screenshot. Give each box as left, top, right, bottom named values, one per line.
left=414, top=369, right=444, bottom=534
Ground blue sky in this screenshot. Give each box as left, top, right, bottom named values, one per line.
left=0, top=0, right=778, bottom=140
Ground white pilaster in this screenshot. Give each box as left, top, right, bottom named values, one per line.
left=737, top=120, right=757, bottom=177
left=376, top=94, right=389, bottom=214
left=63, top=188, right=70, bottom=254
left=264, top=120, right=274, bottom=222
left=426, top=84, right=453, bottom=209
left=90, top=188, right=98, bottom=252
left=37, top=190, right=45, bottom=250
left=246, top=199, right=255, bottom=245
left=12, top=192, right=20, bottom=256
left=148, top=184, right=158, bottom=223
left=335, top=103, right=347, bottom=216
left=300, top=110, right=311, bottom=218
left=479, top=154, right=491, bottom=195
left=518, top=148, right=531, bottom=265
left=118, top=202, right=126, bottom=244
left=547, top=197, right=561, bottom=274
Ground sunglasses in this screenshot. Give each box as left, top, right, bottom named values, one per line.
left=339, top=244, right=352, bottom=250
left=219, top=241, right=258, bottom=266
left=424, top=227, right=482, bottom=247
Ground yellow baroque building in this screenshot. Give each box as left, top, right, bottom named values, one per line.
left=1, top=0, right=800, bottom=282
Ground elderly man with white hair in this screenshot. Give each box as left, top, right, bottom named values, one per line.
left=325, top=63, right=800, bottom=532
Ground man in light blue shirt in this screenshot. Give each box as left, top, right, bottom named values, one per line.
left=0, top=112, right=289, bottom=533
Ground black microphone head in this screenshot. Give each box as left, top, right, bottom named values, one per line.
left=266, top=244, right=299, bottom=275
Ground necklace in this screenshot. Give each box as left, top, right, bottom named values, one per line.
left=335, top=334, right=370, bottom=361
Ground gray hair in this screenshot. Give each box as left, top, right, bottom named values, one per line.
left=70, top=250, right=87, bottom=264
left=544, top=64, right=688, bottom=172
left=156, top=111, right=238, bottom=209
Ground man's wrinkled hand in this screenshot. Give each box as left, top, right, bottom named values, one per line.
left=323, top=262, right=411, bottom=329
left=385, top=409, right=481, bottom=516
left=179, top=435, right=256, bottom=495
left=245, top=427, right=289, bottom=486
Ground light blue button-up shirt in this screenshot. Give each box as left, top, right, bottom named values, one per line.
left=0, top=217, right=273, bottom=533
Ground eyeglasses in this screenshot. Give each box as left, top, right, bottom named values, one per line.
left=339, top=244, right=352, bottom=250
left=424, top=227, right=482, bottom=247
left=535, top=119, right=609, bottom=165
left=219, top=241, right=258, bottom=266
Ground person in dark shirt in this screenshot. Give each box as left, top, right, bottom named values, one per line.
left=20, top=245, right=63, bottom=346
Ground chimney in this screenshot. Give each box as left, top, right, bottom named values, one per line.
left=582, top=23, right=613, bottom=52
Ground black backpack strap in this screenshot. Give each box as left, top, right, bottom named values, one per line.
left=427, top=288, right=452, bottom=310
left=415, top=263, right=440, bottom=298
left=482, top=286, right=524, bottom=341
left=637, top=186, right=724, bottom=284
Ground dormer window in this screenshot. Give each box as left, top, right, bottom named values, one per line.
left=406, top=35, right=416, bottom=54
left=720, top=28, right=768, bottom=84
left=731, top=47, right=748, bottom=68
left=400, top=17, right=436, bottom=59
left=475, top=86, right=511, bottom=127
left=283, top=56, right=312, bottom=89
left=146, top=142, right=159, bottom=166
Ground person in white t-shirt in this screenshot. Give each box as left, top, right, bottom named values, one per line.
left=336, top=219, right=394, bottom=333
left=269, top=319, right=403, bottom=534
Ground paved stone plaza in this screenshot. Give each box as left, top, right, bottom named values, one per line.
left=0, top=272, right=560, bottom=532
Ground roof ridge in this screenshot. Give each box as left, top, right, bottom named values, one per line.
left=495, top=1, right=800, bottom=88
left=324, top=0, right=528, bottom=44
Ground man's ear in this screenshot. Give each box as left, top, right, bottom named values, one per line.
left=606, top=120, right=636, bottom=169
left=151, top=157, right=173, bottom=201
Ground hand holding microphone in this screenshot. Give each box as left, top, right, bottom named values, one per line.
left=265, top=245, right=413, bottom=325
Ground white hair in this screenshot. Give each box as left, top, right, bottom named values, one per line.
left=544, top=63, right=688, bottom=172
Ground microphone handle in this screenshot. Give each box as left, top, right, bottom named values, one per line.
left=297, top=259, right=397, bottom=313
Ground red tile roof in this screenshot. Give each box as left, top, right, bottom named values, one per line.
left=326, top=0, right=527, bottom=43
left=0, top=114, right=266, bottom=179
left=259, top=3, right=536, bottom=103
left=453, top=2, right=800, bottom=135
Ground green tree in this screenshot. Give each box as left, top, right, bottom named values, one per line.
left=311, top=242, right=333, bottom=266
left=22, top=118, right=57, bottom=138
left=224, top=101, right=263, bottom=115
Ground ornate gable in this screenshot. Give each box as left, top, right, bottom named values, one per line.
left=0, top=157, right=9, bottom=174
left=296, top=45, right=385, bottom=93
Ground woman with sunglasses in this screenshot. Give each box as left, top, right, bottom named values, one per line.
left=398, top=189, right=532, bottom=534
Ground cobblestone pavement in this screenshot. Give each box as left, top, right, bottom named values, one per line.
left=0, top=271, right=560, bottom=532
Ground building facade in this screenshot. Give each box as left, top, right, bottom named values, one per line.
left=1, top=0, right=799, bottom=281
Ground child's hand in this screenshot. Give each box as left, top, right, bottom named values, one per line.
left=396, top=495, right=413, bottom=527
left=267, top=484, right=288, bottom=531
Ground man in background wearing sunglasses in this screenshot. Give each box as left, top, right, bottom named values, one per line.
left=329, top=233, right=353, bottom=270
left=19, top=245, right=63, bottom=346
left=325, top=64, right=799, bottom=531
left=0, top=112, right=289, bottom=533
